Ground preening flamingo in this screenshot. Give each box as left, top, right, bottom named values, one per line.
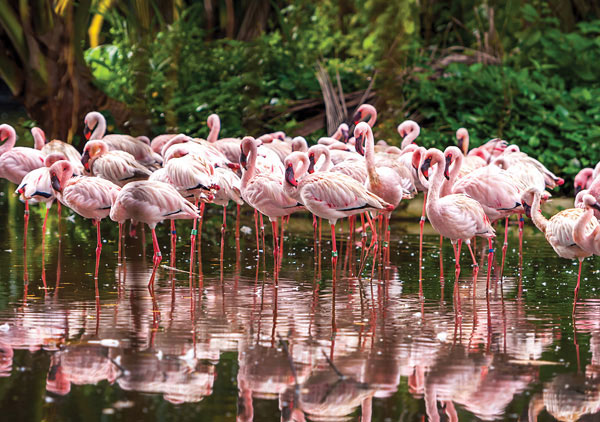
left=81, top=140, right=151, bottom=186
left=49, top=160, right=120, bottom=275
left=83, top=111, right=162, bottom=168
left=110, top=180, right=200, bottom=287
left=32, top=127, right=84, bottom=175
left=150, top=134, right=177, bottom=155
left=284, top=151, right=393, bottom=266
left=240, top=137, right=303, bottom=264
left=573, top=194, right=600, bottom=256
left=331, top=123, right=350, bottom=143
left=521, top=187, right=597, bottom=313
left=421, top=148, right=495, bottom=269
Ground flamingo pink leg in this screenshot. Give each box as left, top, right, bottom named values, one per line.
left=236, top=204, right=240, bottom=240
left=148, top=227, right=162, bottom=288
left=486, top=238, right=494, bottom=290
left=419, top=192, right=427, bottom=270
left=313, top=215, right=318, bottom=244
left=23, top=200, right=29, bottom=249
left=271, top=219, right=279, bottom=271
left=118, top=222, right=123, bottom=261
left=189, top=198, right=199, bottom=277
left=364, top=212, right=378, bottom=251
left=94, top=220, right=102, bottom=281
left=452, top=241, right=460, bottom=270
left=331, top=223, right=338, bottom=266
left=573, top=258, right=584, bottom=315
left=518, top=216, right=524, bottom=254
left=467, top=242, right=478, bottom=269
left=279, top=217, right=285, bottom=263
left=41, top=206, right=49, bottom=249
left=500, top=217, right=509, bottom=278
left=222, top=205, right=227, bottom=233
left=254, top=209, right=260, bottom=255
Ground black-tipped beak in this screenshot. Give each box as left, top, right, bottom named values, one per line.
left=457, top=137, right=465, bottom=154
left=420, top=157, right=432, bottom=179
left=308, top=154, right=315, bottom=174
left=444, top=155, right=452, bottom=180
left=341, top=128, right=349, bottom=143
left=523, top=202, right=531, bottom=218
left=593, top=203, right=600, bottom=213
left=285, top=164, right=297, bottom=187
left=83, top=125, right=92, bottom=140
left=51, top=174, right=61, bottom=192
left=356, top=134, right=365, bottom=156
left=352, top=112, right=361, bottom=125
left=575, top=185, right=583, bottom=195
left=239, top=149, right=247, bottom=169
left=81, top=150, right=90, bottom=170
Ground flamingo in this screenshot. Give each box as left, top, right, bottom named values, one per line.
left=257, top=133, right=291, bottom=163
left=162, top=134, right=233, bottom=169
left=31, top=127, right=84, bottom=175
left=16, top=153, right=68, bottom=244
left=420, top=148, right=495, bottom=270
left=355, top=122, right=414, bottom=253
left=573, top=194, right=600, bottom=256
left=206, top=113, right=243, bottom=163
left=331, top=123, right=350, bottom=143
left=352, top=104, right=377, bottom=127
left=576, top=176, right=600, bottom=219
left=397, top=120, right=420, bottom=149
left=150, top=134, right=177, bottom=155
left=574, top=168, right=594, bottom=195
left=456, top=128, right=507, bottom=164
left=521, top=187, right=597, bottom=313
left=283, top=151, right=393, bottom=266
left=291, top=136, right=309, bottom=153
left=240, top=136, right=304, bottom=264
left=83, top=111, right=162, bottom=168
left=110, top=180, right=200, bottom=287
left=212, top=166, right=243, bottom=234
left=81, top=140, right=151, bottom=186
left=0, top=124, right=46, bottom=247
left=48, top=160, right=120, bottom=276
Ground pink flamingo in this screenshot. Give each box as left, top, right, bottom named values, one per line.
left=240, top=136, right=304, bottom=264
left=83, top=111, right=162, bottom=168
left=355, top=122, right=413, bottom=253
left=150, top=134, right=177, bottom=155
left=284, top=151, right=392, bottom=266
left=31, top=127, right=84, bottom=175
left=331, top=123, right=350, bottom=143
left=16, top=153, right=68, bottom=245
left=206, top=113, right=243, bottom=163
left=420, top=148, right=495, bottom=270
left=0, top=124, right=46, bottom=247
left=522, top=187, right=597, bottom=313
left=212, top=166, right=243, bottom=234
left=110, top=180, right=200, bottom=287
left=397, top=120, right=420, bottom=149
left=574, top=168, right=594, bottom=195
left=162, top=134, right=233, bottom=169
left=49, top=160, right=120, bottom=277
left=257, top=133, right=291, bottom=163
left=575, top=176, right=600, bottom=219
left=352, top=104, right=377, bottom=127
left=291, top=136, right=309, bottom=153
left=573, top=194, right=600, bottom=256
left=81, top=140, right=151, bottom=186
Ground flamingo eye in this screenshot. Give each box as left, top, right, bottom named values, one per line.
left=287, top=163, right=293, bottom=168
left=448, top=154, right=452, bottom=159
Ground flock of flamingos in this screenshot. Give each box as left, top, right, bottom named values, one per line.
left=0, top=104, right=599, bottom=309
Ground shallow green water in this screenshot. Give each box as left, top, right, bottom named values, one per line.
left=0, top=181, right=598, bottom=422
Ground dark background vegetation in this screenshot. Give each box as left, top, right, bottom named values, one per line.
left=1, top=0, right=599, bottom=190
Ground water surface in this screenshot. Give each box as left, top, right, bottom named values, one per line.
left=0, top=182, right=597, bottom=422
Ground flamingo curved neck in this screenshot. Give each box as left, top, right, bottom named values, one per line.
left=241, top=141, right=257, bottom=189
left=530, top=191, right=548, bottom=234
left=363, top=128, right=379, bottom=184
left=441, top=148, right=463, bottom=196
left=0, top=126, right=16, bottom=155
left=32, top=129, right=45, bottom=150
left=315, top=147, right=332, bottom=172
left=574, top=206, right=597, bottom=251
left=427, top=152, right=445, bottom=201
left=207, top=116, right=220, bottom=143
left=90, top=112, right=107, bottom=140
left=588, top=176, right=600, bottom=197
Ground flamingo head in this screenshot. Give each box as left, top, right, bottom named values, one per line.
left=420, top=155, right=433, bottom=179
left=285, top=163, right=298, bottom=187
left=49, top=160, right=73, bottom=193
left=81, top=140, right=107, bottom=171
left=272, top=131, right=285, bottom=141
left=339, top=124, right=349, bottom=143
left=0, top=126, right=10, bottom=142
left=239, top=148, right=247, bottom=169
left=45, top=153, right=67, bottom=168
left=308, top=152, right=316, bottom=174
left=352, top=109, right=363, bottom=125
left=456, top=128, right=468, bottom=154
left=353, top=122, right=370, bottom=156
left=83, top=116, right=98, bottom=141
left=444, top=153, right=453, bottom=180
left=207, top=114, right=218, bottom=129
left=582, top=194, right=600, bottom=212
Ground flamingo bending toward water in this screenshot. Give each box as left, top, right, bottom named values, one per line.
left=574, top=168, right=594, bottom=195
left=284, top=151, right=392, bottom=266
left=421, top=148, right=495, bottom=269
left=521, top=187, right=597, bottom=313
left=110, top=180, right=200, bottom=287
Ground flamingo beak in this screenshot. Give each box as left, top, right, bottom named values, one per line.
left=81, top=150, right=90, bottom=170
left=355, top=134, right=365, bottom=156
left=457, top=137, right=465, bottom=154
left=352, top=111, right=361, bottom=125
left=593, top=202, right=600, bottom=212
left=444, top=155, right=452, bottom=180
left=51, top=174, right=62, bottom=192
left=523, top=202, right=532, bottom=218
left=285, top=164, right=297, bottom=187
left=575, top=185, right=583, bottom=195
left=308, top=154, right=316, bottom=174
left=341, top=128, right=349, bottom=143
left=240, top=149, right=247, bottom=169
left=556, top=177, right=564, bottom=186
left=83, top=125, right=92, bottom=140
left=420, top=157, right=432, bottom=179
left=0, top=133, right=7, bottom=142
